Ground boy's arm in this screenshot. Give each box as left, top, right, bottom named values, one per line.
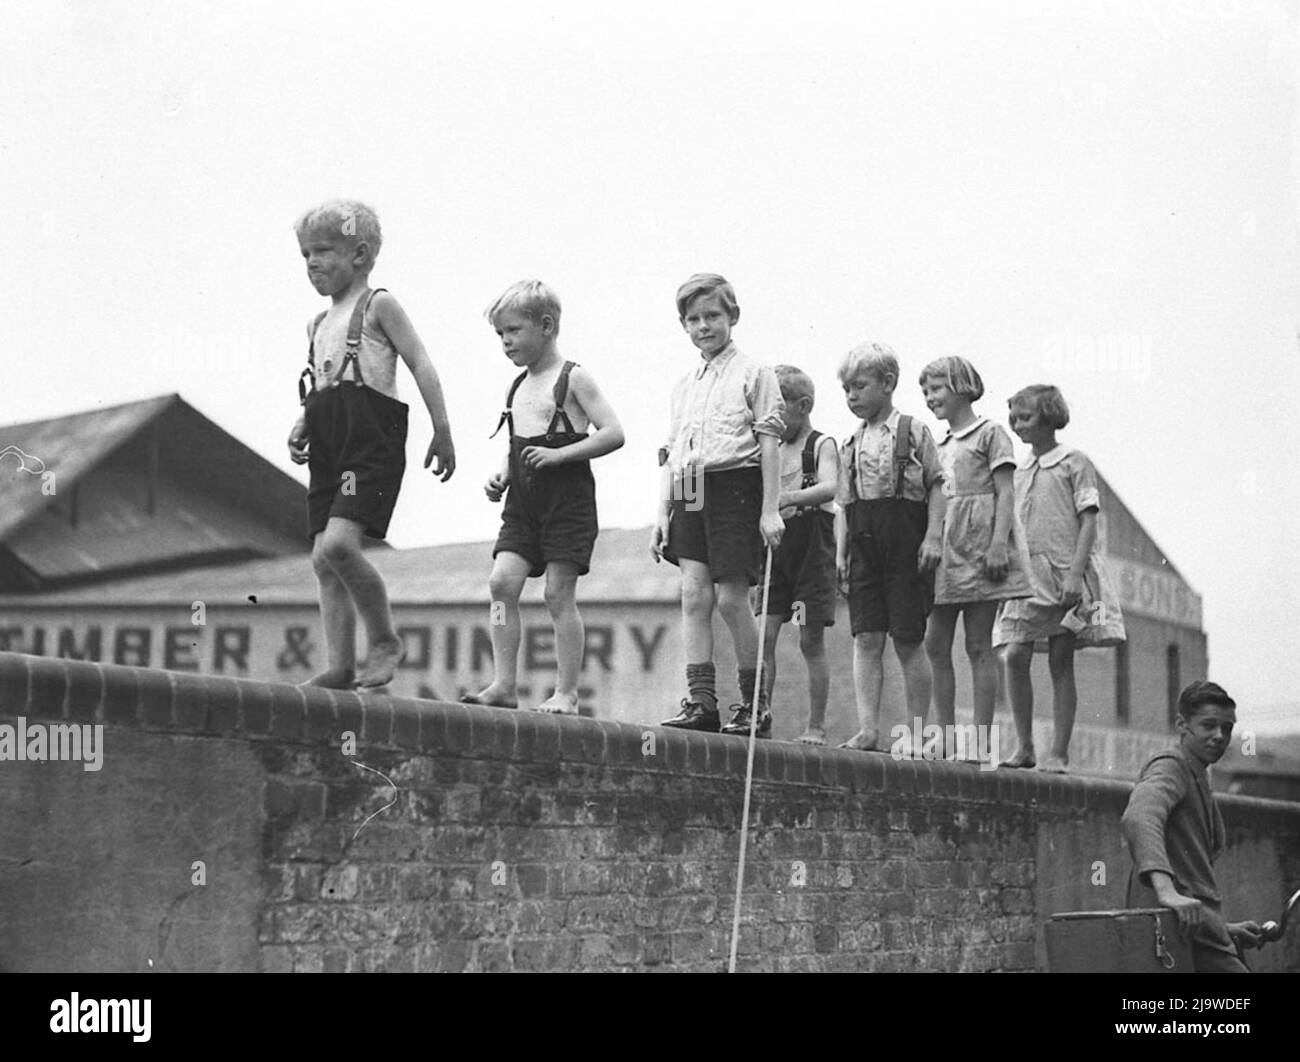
left=650, top=451, right=675, bottom=562
left=780, top=436, right=840, bottom=510
left=651, top=383, right=683, bottom=562
left=287, top=318, right=314, bottom=464
left=758, top=433, right=783, bottom=549
left=916, top=425, right=945, bottom=572
left=834, top=506, right=849, bottom=593
left=750, top=365, right=785, bottom=549
left=372, top=293, right=456, bottom=480
left=520, top=366, right=624, bottom=469
left=1121, top=761, right=1203, bottom=929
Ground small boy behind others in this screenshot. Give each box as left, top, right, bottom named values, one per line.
left=758, top=365, right=840, bottom=745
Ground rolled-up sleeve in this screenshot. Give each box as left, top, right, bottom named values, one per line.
left=1121, top=757, right=1186, bottom=889
left=1071, top=452, right=1100, bottom=512
left=748, top=364, right=785, bottom=438
left=986, top=423, right=1017, bottom=472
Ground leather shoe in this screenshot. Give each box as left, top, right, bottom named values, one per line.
left=660, top=698, right=720, bottom=732
left=720, top=703, right=772, bottom=739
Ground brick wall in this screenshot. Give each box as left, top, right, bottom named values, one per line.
left=0, top=650, right=1296, bottom=973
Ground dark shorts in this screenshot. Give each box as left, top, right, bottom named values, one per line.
left=760, top=509, right=836, bottom=625
left=664, top=466, right=764, bottom=585
left=845, top=498, right=932, bottom=641
left=305, top=383, right=408, bottom=540
left=494, top=443, right=598, bottom=577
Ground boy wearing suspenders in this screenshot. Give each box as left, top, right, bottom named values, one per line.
left=758, top=366, right=841, bottom=745
left=288, top=200, right=456, bottom=691
left=834, top=342, right=945, bottom=751
left=464, top=280, right=625, bottom=714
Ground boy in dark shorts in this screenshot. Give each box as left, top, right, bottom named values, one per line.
left=464, top=280, right=624, bottom=714
left=651, top=273, right=785, bottom=737
left=287, top=200, right=456, bottom=689
left=758, top=365, right=841, bottom=745
left=834, top=341, right=944, bottom=751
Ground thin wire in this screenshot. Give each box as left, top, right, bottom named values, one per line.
left=728, top=543, right=774, bottom=974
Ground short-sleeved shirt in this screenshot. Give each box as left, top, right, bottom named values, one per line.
left=835, top=408, right=943, bottom=506
left=937, top=418, right=1016, bottom=498
left=663, top=343, right=785, bottom=476
left=1015, top=445, right=1100, bottom=562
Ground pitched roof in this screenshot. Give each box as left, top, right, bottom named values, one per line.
left=0, top=395, right=311, bottom=587
left=0, top=394, right=176, bottom=540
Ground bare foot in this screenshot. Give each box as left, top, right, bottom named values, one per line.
left=797, top=726, right=827, bottom=746
left=1000, top=747, right=1037, bottom=769
left=460, top=684, right=518, bottom=709
left=298, top=667, right=355, bottom=690
left=535, top=691, right=580, bottom=715
left=1039, top=755, right=1069, bottom=774
left=355, top=638, right=405, bottom=688
left=838, top=729, right=879, bottom=752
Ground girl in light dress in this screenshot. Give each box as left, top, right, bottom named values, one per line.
left=920, top=356, right=1032, bottom=759
left=995, top=384, right=1124, bottom=773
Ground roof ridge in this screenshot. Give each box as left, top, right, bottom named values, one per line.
left=0, top=393, right=179, bottom=435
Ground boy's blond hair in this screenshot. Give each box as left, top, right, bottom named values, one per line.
left=294, top=199, right=383, bottom=259
left=774, top=364, right=815, bottom=408
left=485, top=279, right=562, bottom=334
left=838, top=341, right=899, bottom=390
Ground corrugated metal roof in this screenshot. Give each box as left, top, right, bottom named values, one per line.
left=0, top=526, right=680, bottom=606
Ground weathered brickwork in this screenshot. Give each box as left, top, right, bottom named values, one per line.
left=1, top=651, right=1296, bottom=973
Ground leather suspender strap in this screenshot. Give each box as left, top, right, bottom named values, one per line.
left=546, top=361, right=578, bottom=437
left=847, top=434, right=858, bottom=503
left=801, top=430, right=823, bottom=485
left=490, top=370, right=529, bottom=439
left=893, top=414, right=913, bottom=500
left=298, top=310, right=329, bottom=404
left=299, top=288, right=386, bottom=400
left=492, top=360, right=582, bottom=439
left=332, top=288, right=383, bottom=388
left=795, top=430, right=823, bottom=514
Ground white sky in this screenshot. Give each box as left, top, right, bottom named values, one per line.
left=2, top=0, right=1297, bottom=718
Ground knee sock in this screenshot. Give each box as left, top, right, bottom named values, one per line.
left=738, top=667, right=766, bottom=710
left=686, top=662, right=717, bottom=712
